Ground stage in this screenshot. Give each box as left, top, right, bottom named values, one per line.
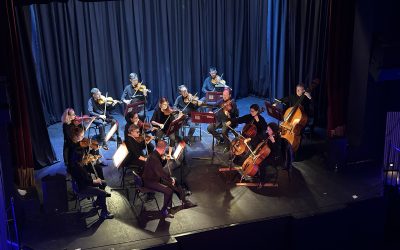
left=20, top=97, right=383, bottom=250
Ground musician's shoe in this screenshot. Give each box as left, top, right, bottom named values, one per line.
left=102, top=144, right=109, bottom=150
left=105, top=192, right=112, bottom=197
left=161, top=209, right=174, bottom=218
left=92, top=199, right=101, bottom=209
left=108, top=136, right=116, bottom=141
left=182, top=200, right=197, bottom=209
left=185, top=190, right=192, bottom=196
left=100, top=212, right=114, bottom=220
left=97, top=161, right=107, bottom=167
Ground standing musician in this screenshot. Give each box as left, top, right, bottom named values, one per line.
left=121, top=73, right=150, bottom=120
left=226, top=104, right=268, bottom=149
left=173, top=85, right=203, bottom=144
left=125, top=124, right=154, bottom=174
left=151, top=97, right=182, bottom=157
left=61, top=108, right=78, bottom=167
left=68, top=126, right=114, bottom=219
left=88, top=88, right=120, bottom=150
left=259, top=122, right=282, bottom=185
left=275, top=83, right=312, bottom=116
left=207, top=89, right=239, bottom=148
left=142, top=140, right=196, bottom=219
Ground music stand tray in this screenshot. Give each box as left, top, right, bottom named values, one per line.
left=265, top=101, right=283, bottom=121
left=191, top=112, right=216, bottom=124
left=124, top=101, right=145, bottom=116
left=166, top=115, right=186, bottom=136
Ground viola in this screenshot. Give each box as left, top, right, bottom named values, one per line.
left=97, top=95, right=122, bottom=105
left=184, top=93, right=202, bottom=106
left=134, top=134, right=155, bottom=144
left=80, top=138, right=100, bottom=150
left=137, top=120, right=153, bottom=131
left=134, top=82, right=152, bottom=93
left=222, top=99, right=233, bottom=112
left=161, top=106, right=179, bottom=116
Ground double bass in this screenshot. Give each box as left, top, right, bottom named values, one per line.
left=279, top=79, right=319, bottom=152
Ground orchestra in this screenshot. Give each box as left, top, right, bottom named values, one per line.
left=60, top=67, right=317, bottom=220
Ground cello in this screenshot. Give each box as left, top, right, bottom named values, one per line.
left=279, top=79, right=319, bottom=152
left=241, top=140, right=271, bottom=177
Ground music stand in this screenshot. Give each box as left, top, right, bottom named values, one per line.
left=110, top=142, right=130, bottom=197
left=205, top=91, right=223, bottom=103
left=191, top=112, right=217, bottom=161
left=265, top=101, right=283, bottom=121
left=124, top=100, right=145, bottom=117
left=104, top=121, right=119, bottom=146
left=165, top=115, right=186, bottom=136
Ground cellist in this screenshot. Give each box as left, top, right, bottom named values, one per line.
left=259, top=122, right=282, bottom=185
left=226, top=104, right=268, bottom=149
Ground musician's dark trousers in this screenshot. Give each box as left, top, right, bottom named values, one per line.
left=93, top=117, right=119, bottom=145
left=84, top=164, right=106, bottom=189
left=184, top=118, right=196, bottom=139
left=155, top=129, right=179, bottom=147
left=259, top=157, right=279, bottom=182
left=143, top=181, right=173, bottom=212
left=79, top=186, right=109, bottom=214
left=207, top=122, right=231, bottom=145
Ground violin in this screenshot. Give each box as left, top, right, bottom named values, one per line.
left=80, top=153, right=102, bottom=167
left=161, top=106, right=179, bottom=116
left=137, top=120, right=153, bottom=131
left=222, top=99, right=233, bottom=112
left=134, top=134, right=155, bottom=144
left=80, top=138, right=100, bottom=150
left=97, top=95, right=122, bottom=105
left=184, top=93, right=203, bottom=106
left=134, top=82, right=152, bottom=93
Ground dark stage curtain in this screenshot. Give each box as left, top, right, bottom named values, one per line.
left=286, top=0, right=330, bottom=127
left=17, top=0, right=289, bottom=125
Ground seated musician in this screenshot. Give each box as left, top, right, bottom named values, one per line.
left=259, top=122, right=282, bottom=184
left=68, top=126, right=114, bottom=219
left=121, top=73, right=149, bottom=119
left=151, top=97, right=182, bottom=157
left=275, top=83, right=312, bottom=117
left=173, top=85, right=203, bottom=144
left=202, top=66, right=220, bottom=96
left=125, top=124, right=154, bottom=174
left=226, top=104, right=268, bottom=149
left=124, top=111, right=155, bottom=140
left=142, top=140, right=196, bottom=219
left=207, top=89, right=239, bottom=148
left=88, top=88, right=120, bottom=150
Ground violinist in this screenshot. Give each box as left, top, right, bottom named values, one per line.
left=259, top=122, right=282, bottom=185
left=226, top=104, right=268, bottom=149
left=201, top=66, right=221, bottom=96
left=88, top=88, right=120, bottom=150
left=275, top=83, right=312, bottom=117
left=61, top=108, right=79, bottom=168
left=68, top=126, right=114, bottom=220
left=207, top=89, right=239, bottom=148
left=173, top=85, right=202, bottom=144
left=124, top=124, right=154, bottom=173
left=151, top=98, right=181, bottom=157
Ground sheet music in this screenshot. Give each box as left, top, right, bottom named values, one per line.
left=113, top=143, right=129, bottom=168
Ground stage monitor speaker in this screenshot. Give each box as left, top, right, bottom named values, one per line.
left=42, top=174, right=68, bottom=214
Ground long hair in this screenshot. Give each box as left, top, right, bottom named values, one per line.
left=61, top=108, right=75, bottom=124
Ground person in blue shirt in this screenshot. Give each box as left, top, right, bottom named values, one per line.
left=201, top=67, right=223, bottom=96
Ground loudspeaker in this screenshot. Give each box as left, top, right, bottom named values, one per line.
left=42, top=174, right=68, bottom=214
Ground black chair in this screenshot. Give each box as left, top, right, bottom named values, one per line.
left=131, top=171, right=161, bottom=216
left=71, top=179, right=100, bottom=217
left=272, top=138, right=294, bottom=184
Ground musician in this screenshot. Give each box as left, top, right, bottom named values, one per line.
left=173, top=85, right=202, bottom=143
left=61, top=108, right=78, bottom=166
left=151, top=97, right=181, bottom=157
left=68, top=126, right=114, bottom=219
left=226, top=104, right=268, bottom=149
left=125, top=124, right=154, bottom=173
left=142, top=140, right=196, bottom=218
left=88, top=88, right=120, bottom=150
left=121, top=73, right=148, bottom=104
left=124, top=112, right=140, bottom=140
left=276, top=83, right=312, bottom=116
left=259, top=122, right=282, bottom=184
left=201, top=67, right=221, bottom=95
left=207, top=89, right=239, bottom=147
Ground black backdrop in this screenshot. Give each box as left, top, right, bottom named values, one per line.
left=15, top=0, right=330, bottom=167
